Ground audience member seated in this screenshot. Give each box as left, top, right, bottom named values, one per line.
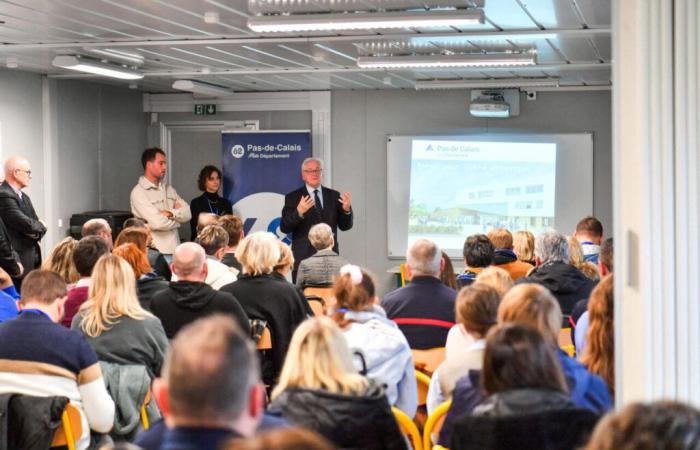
left=598, top=238, right=613, bottom=277
left=439, top=282, right=611, bottom=446
left=268, top=317, right=406, bottom=450
left=332, top=265, right=417, bottom=416
left=220, top=232, right=308, bottom=385
left=41, top=236, right=80, bottom=288
left=151, top=242, right=249, bottom=339
left=584, top=401, right=700, bottom=450
left=218, top=215, right=244, bottom=272
left=0, top=267, right=19, bottom=323
left=568, top=235, right=599, bottom=281
left=517, top=230, right=596, bottom=318
left=428, top=283, right=500, bottom=414
left=113, top=243, right=168, bottom=311
left=61, top=236, right=110, bottom=327
left=382, top=238, right=456, bottom=349
left=273, top=240, right=295, bottom=281
left=440, top=250, right=458, bottom=290
left=189, top=224, right=238, bottom=288
left=444, top=267, right=512, bottom=361
left=223, top=427, right=336, bottom=450
left=0, top=270, right=114, bottom=450
left=487, top=228, right=533, bottom=281
left=81, top=217, right=114, bottom=250
left=449, top=323, right=599, bottom=450
left=574, top=216, right=604, bottom=264
left=120, top=220, right=172, bottom=281
left=295, top=223, right=348, bottom=288
left=189, top=165, right=233, bottom=240
left=149, top=315, right=264, bottom=450
left=72, top=254, right=169, bottom=379
left=512, top=230, right=536, bottom=266
left=195, top=212, right=219, bottom=239
left=570, top=237, right=614, bottom=333
left=456, top=234, right=495, bottom=288
left=578, top=275, right=614, bottom=400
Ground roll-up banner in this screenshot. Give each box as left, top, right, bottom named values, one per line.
left=222, top=130, right=312, bottom=243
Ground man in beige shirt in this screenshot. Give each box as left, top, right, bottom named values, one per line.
left=130, top=148, right=191, bottom=255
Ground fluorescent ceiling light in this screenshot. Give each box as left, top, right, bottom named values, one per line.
left=83, top=48, right=145, bottom=66
left=172, top=79, right=233, bottom=97
left=52, top=55, right=143, bottom=80
left=248, top=10, right=484, bottom=33
left=357, top=52, right=536, bottom=69
left=415, top=78, right=558, bottom=90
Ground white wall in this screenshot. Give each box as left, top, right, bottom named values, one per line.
left=331, top=89, right=612, bottom=295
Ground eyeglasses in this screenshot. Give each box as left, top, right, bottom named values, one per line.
left=15, top=169, right=31, bottom=177
left=303, top=169, right=322, bottom=174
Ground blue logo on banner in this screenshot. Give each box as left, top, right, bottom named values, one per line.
left=222, top=132, right=311, bottom=241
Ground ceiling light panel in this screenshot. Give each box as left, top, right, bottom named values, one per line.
left=52, top=55, right=143, bottom=80
left=247, top=0, right=484, bottom=14
left=415, top=78, right=560, bottom=90
left=357, top=52, right=537, bottom=69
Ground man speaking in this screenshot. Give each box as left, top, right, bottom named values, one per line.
left=280, top=158, right=353, bottom=281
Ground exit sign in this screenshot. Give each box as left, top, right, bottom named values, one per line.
left=194, top=104, right=216, bottom=115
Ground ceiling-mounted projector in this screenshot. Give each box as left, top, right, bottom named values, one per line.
left=470, top=89, right=520, bottom=118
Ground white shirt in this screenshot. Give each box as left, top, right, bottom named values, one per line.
left=305, top=184, right=323, bottom=209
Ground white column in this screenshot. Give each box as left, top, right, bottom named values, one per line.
left=614, top=0, right=700, bottom=405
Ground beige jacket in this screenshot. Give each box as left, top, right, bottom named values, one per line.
left=130, top=176, right=191, bottom=254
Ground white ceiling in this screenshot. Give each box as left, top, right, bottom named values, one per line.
left=0, top=0, right=611, bottom=93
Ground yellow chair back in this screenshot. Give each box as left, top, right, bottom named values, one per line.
left=51, top=403, right=82, bottom=450
left=423, top=400, right=452, bottom=450
left=392, top=406, right=423, bottom=450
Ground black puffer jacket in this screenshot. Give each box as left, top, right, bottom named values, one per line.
left=268, top=382, right=407, bottom=450
left=517, top=261, right=596, bottom=316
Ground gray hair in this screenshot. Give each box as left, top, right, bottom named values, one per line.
left=308, top=223, right=334, bottom=250
left=535, top=230, right=569, bottom=264
left=301, top=157, right=323, bottom=171
left=82, top=218, right=110, bottom=237
left=173, top=242, right=206, bottom=277
left=407, top=239, right=441, bottom=276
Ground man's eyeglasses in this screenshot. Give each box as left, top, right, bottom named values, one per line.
left=303, top=169, right=322, bottom=174
left=15, top=169, right=31, bottom=177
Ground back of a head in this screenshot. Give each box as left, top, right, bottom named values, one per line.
left=332, top=265, right=375, bottom=313
left=272, top=316, right=367, bottom=399
left=20, top=269, right=67, bottom=306
left=172, top=242, right=206, bottom=279
left=600, top=238, right=614, bottom=272
left=42, top=237, right=80, bottom=285
left=82, top=218, right=109, bottom=238
left=236, top=232, right=280, bottom=276
left=535, top=230, right=569, bottom=264
left=123, top=217, right=147, bottom=229
left=222, top=428, right=336, bottom=450
left=463, top=234, right=495, bottom=268
left=512, top=230, right=535, bottom=262
left=581, top=274, right=615, bottom=397
left=112, top=243, right=152, bottom=279
left=165, top=315, right=259, bottom=423
left=73, top=236, right=110, bottom=278
left=584, top=401, right=700, bottom=450
left=440, top=251, right=457, bottom=290
left=274, top=240, right=294, bottom=273
left=475, top=266, right=514, bottom=298
left=407, top=238, right=441, bottom=276
left=482, top=323, right=567, bottom=396
left=115, top=227, right=150, bottom=252
left=218, top=215, right=243, bottom=247
left=567, top=235, right=586, bottom=266
left=498, top=283, right=561, bottom=345
left=308, top=223, right=334, bottom=251
left=196, top=213, right=219, bottom=236
left=455, top=283, right=501, bottom=337
left=196, top=225, right=229, bottom=256
left=576, top=216, right=603, bottom=239
left=487, top=228, right=513, bottom=250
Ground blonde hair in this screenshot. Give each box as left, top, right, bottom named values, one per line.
left=567, top=235, right=600, bottom=281
left=272, top=317, right=368, bottom=399
left=498, top=283, right=561, bottom=345
left=236, top=232, right=280, bottom=276
left=475, top=266, right=514, bottom=297
left=487, top=228, right=513, bottom=249
left=513, top=230, right=535, bottom=262
left=274, top=240, right=294, bottom=273
left=78, top=254, right=150, bottom=337
left=42, top=237, right=80, bottom=285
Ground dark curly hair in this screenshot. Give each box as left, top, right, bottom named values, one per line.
left=197, top=165, right=223, bottom=191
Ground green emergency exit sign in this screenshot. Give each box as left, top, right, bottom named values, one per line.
left=194, top=104, right=216, bottom=115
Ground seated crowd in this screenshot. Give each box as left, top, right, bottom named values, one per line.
left=0, top=212, right=698, bottom=450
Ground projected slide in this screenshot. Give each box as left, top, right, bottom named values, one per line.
left=408, top=140, right=557, bottom=249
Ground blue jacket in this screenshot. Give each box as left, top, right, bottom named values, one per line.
left=558, top=349, right=612, bottom=413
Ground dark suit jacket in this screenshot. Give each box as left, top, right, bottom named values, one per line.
left=0, top=181, right=46, bottom=275
left=280, top=185, right=353, bottom=277
left=0, top=218, right=21, bottom=277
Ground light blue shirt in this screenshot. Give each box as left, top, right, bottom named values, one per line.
left=575, top=311, right=590, bottom=356
left=305, top=184, right=323, bottom=209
